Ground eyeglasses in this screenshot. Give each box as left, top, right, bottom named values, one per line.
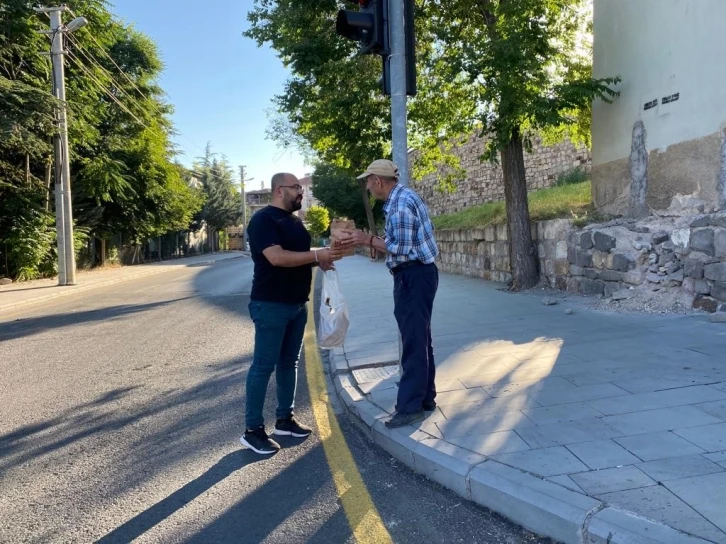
left=278, top=184, right=304, bottom=192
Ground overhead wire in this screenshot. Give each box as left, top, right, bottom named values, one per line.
left=66, top=50, right=150, bottom=129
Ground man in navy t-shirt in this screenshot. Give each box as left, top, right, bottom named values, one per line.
left=240, top=173, right=339, bottom=455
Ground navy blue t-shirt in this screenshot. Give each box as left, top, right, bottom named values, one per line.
left=248, top=205, right=312, bottom=303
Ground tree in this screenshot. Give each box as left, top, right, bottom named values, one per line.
left=311, top=162, right=383, bottom=230
left=424, top=0, right=619, bottom=289
left=0, top=0, right=204, bottom=276
left=305, top=205, right=330, bottom=244
left=244, top=0, right=476, bottom=236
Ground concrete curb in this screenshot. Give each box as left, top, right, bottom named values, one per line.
left=0, top=254, right=246, bottom=314
left=326, top=353, right=713, bottom=544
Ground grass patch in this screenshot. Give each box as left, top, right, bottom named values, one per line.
left=432, top=181, right=594, bottom=230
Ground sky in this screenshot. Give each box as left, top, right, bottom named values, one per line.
left=111, top=0, right=309, bottom=190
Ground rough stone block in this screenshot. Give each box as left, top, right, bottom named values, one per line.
left=555, top=276, right=568, bottom=291
left=592, top=250, right=613, bottom=270
left=484, top=227, right=496, bottom=242
left=711, top=213, right=726, bottom=228
left=566, top=277, right=581, bottom=294
left=683, top=277, right=696, bottom=294
left=579, top=231, right=594, bottom=250
left=693, top=295, right=719, bottom=313
left=580, top=278, right=606, bottom=296
left=712, top=282, right=726, bottom=302
left=684, top=258, right=705, bottom=279
left=612, top=253, right=635, bottom=272
left=695, top=279, right=711, bottom=295
left=599, top=270, right=625, bottom=282
left=704, top=263, right=726, bottom=282
left=652, top=231, right=669, bottom=245
left=570, top=265, right=584, bottom=277
left=715, top=229, right=726, bottom=258
left=658, top=251, right=676, bottom=266
left=584, top=268, right=599, bottom=280
left=603, top=281, right=622, bottom=298
left=623, top=269, right=646, bottom=285
left=593, top=231, right=616, bottom=252
left=690, top=228, right=715, bottom=256
left=555, top=260, right=569, bottom=276
left=556, top=241, right=568, bottom=260
left=496, top=224, right=508, bottom=241
left=670, top=229, right=690, bottom=248
left=690, top=216, right=711, bottom=228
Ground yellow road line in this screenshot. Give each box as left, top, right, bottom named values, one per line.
left=304, top=269, right=393, bottom=544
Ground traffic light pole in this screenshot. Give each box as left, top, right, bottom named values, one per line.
left=388, top=0, right=408, bottom=188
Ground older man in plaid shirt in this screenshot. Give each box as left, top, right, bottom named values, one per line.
left=340, top=159, right=439, bottom=428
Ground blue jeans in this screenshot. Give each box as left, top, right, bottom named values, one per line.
left=246, top=301, right=308, bottom=429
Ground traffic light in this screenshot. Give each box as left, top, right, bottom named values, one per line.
left=336, top=0, right=388, bottom=56
left=336, top=0, right=417, bottom=97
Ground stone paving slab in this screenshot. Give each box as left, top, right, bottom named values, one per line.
left=326, top=256, right=725, bottom=544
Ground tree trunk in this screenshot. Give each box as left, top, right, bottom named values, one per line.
left=501, top=129, right=538, bottom=290
left=359, top=179, right=378, bottom=236
left=25, top=154, right=30, bottom=187
left=100, top=239, right=106, bottom=267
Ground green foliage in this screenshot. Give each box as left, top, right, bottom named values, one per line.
left=5, top=210, right=57, bottom=281
left=193, top=144, right=243, bottom=231
left=433, top=181, right=592, bottom=230
left=0, top=0, right=204, bottom=279
left=311, top=163, right=383, bottom=229
left=556, top=166, right=590, bottom=187
left=305, top=205, right=330, bottom=242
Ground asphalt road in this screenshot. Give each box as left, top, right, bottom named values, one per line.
left=0, top=257, right=550, bottom=544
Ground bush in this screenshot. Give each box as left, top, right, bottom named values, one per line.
left=555, top=166, right=590, bottom=187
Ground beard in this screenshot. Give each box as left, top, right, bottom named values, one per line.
left=290, top=195, right=303, bottom=212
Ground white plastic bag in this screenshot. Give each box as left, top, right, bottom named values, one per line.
left=318, top=269, right=350, bottom=349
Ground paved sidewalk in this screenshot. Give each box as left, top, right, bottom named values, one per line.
left=328, top=256, right=726, bottom=544
left=0, top=252, right=246, bottom=314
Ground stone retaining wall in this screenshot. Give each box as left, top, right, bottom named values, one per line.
left=436, top=219, right=572, bottom=287
left=411, top=134, right=591, bottom=217
left=436, top=213, right=726, bottom=313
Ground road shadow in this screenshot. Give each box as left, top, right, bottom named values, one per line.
left=0, top=297, right=196, bottom=342
left=96, top=450, right=264, bottom=544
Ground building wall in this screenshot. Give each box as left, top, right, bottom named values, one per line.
left=410, top=133, right=590, bottom=217
left=592, top=0, right=726, bottom=215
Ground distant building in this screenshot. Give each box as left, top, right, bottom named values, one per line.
left=246, top=188, right=272, bottom=217
left=297, top=175, right=320, bottom=221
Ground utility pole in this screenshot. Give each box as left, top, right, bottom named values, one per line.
left=36, top=5, right=87, bottom=286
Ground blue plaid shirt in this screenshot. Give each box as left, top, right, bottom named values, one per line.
left=383, top=183, right=439, bottom=270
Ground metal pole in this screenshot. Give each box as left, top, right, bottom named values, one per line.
left=49, top=8, right=77, bottom=285
left=388, top=0, right=408, bottom=375
left=388, top=0, right=408, bottom=188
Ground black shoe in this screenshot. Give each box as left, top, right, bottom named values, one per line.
left=274, top=415, right=312, bottom=438
left=385, top=411, right=425, bottom=429
left=240, top=426, right=280, bottom=455
left=423, top=401, right=437, bottom=412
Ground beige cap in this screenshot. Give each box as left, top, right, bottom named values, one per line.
left=356, top=159, right=399, bottom=180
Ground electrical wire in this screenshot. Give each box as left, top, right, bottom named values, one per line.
left=66, top=50, right=150, bottom=129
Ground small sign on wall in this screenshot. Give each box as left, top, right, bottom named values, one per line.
left=658, top=91, right=681, bottom=116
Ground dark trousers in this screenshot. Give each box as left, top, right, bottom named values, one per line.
left=393, top=262, right=439, bottom=414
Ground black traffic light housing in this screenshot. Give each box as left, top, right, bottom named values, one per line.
left=336, top=0, right=388, bottom=56
left=335, top=0, right=416, bottom=97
